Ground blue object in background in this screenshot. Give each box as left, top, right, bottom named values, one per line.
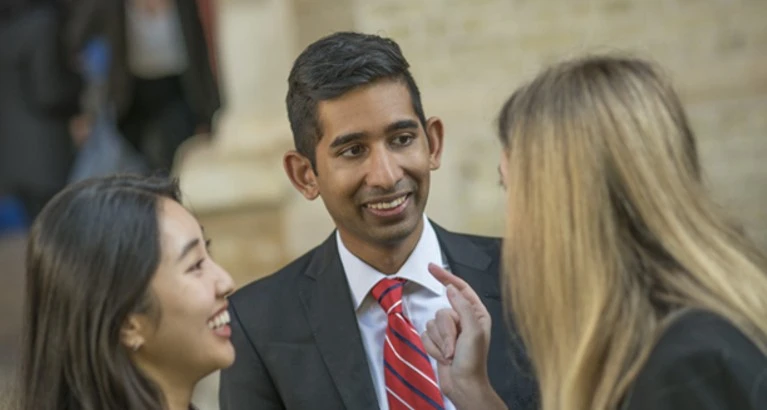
left=82, top=37, right=111, bottom=83
left=68, top=37, right=148, bottom=184
left=0, top=196, right=28, bottom=234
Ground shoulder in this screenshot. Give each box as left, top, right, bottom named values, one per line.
left=228, top=232, right=336, bottom=323
left=646, top=310, right=765, bottom=366
left=226, top=242, right=327, bottom=346
left=430, top=221, right=502, bottom=255
left=230, top=243, right=321, bottom=306
left=454, top=231, right=502, bottom=251
left=626, top=310, right=767, bottom=409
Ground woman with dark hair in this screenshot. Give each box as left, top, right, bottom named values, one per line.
left=16, top=174, right=235, bottom=410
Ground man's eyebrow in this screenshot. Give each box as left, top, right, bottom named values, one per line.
left=385, top=119, right=419, bottom=134
left=329, top=132, right=366, bottom=149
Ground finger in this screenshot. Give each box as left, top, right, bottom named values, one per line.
left=447, top=308, right=460, bottom=323
left=435, top=309, right=458, bottom=359
left=426, top=319, right=454, bottom=362
left=422, top=326, right=451, bottom=365
left=428, top=263, right=463, bottom=288
left=446, top=284, right=486, bottom=335
left=425, top=320, right=445, bottom=358
left=428, top=263, right=485, bottom=308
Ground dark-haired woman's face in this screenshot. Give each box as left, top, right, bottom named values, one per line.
left=130, top=198, right=235, bottom=382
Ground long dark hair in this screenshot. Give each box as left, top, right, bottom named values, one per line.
left=17, top=174, right=181, bottom=410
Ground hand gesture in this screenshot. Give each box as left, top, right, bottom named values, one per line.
left=421, top=264, right=505, bottom=409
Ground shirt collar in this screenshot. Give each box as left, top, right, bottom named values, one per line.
left=337, top=214, right=446, bottom=310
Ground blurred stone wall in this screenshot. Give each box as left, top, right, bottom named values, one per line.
left=181, top=0, right=767, bottom=287
left=290, top=0, right=767, bottom=251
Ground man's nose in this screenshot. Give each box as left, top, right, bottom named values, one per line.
left=365, top=148, right=401, bottom=190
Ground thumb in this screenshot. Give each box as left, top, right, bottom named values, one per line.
left=446, top=285, right=480, bottom=334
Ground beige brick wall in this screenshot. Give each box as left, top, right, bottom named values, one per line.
left=193, top=0, right=767, bottom=289
left=342, top=0, right=767, bottom=247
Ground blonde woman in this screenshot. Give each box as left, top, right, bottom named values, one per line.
left=421, top=56, right=767, bottom=410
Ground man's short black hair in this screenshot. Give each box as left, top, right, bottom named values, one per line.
left=286, top=32, right=427, bottom=168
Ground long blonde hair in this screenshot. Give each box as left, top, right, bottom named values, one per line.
left=499, top=55, right=767, bottom=409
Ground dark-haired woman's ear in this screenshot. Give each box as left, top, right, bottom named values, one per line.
left=120, top=315, right=147, bottom=353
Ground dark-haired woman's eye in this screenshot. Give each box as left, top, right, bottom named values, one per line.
left=188, top=258, right=204, bottom=273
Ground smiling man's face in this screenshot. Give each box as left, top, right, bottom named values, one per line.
left=310, top=79, right=444, bottom=249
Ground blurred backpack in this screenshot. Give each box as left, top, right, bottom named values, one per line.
left=68, top=37, right=148, bottom=183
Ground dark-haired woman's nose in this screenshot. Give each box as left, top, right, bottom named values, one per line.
left=213, top=262, right=236, bottom=298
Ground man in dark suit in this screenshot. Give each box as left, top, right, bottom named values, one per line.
left=219, top=32, right=538, bottom=410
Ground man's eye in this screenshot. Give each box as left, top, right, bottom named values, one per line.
left=392, top=134, right=415, bottom=146
left=340, top=145, right=365, bottom=157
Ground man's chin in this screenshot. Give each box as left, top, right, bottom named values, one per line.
left=365, top=217, right=422, bottom=246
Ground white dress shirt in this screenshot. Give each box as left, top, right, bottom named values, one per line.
left=337, top=215, right=456, bottom=410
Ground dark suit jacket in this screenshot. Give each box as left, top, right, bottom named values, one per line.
left=63, top=0, right=220, bottom=125
left=0, top=4, right=79, bottom=199
left=220, top=223, right=539, bottom=410
left=624, top=310, right=767, bottom=409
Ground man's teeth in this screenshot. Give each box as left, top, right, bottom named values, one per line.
left=367, top=195, right=407, bottom=210
left=207, top=310, right=230, bottom=330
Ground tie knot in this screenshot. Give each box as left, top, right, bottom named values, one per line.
left=371, top=278, right=405, bottom=315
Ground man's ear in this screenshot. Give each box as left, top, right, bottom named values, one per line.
left=425, top=117, right=445, bottom=171
left=283, top=151, right=320, bottom=200
left=120, top=314, right=147, bottom=353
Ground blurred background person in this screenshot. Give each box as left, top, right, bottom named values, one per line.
left=13, top=175, right=236, bottom=410
left=0, top=0, right=81, bottom=223
left=421, top=55, right=767, bottom=410
left=63, top=0, right=221, bottom=174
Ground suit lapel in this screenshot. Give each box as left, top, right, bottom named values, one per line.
left=432, top=223, right=537, bottom=408
left=432, top=222, right=501, bottom=301
left=298, top=235, right=379, bottom=410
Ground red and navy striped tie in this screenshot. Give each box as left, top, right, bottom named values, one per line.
left=372, top=278, right=445, bottom=410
